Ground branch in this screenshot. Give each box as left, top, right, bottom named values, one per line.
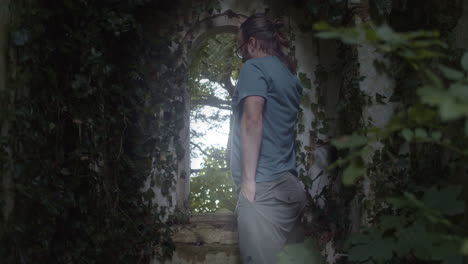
left=197, top=59, right=235, bottom=97
left=191, top=95, right=231, bottom=110
left=221, top=70, right=234, bottom=97
left=190, top=142, right=226, bottom=160
left=190, top=167, right=229, bottom=174
left=191, top=141, right=212, bottom=157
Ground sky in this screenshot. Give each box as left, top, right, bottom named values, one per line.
left=190, top=106, right=230, bottom=169
left=190, top=79, right=232, bottom=170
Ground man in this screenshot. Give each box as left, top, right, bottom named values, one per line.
left=230, top=13, right=307, bottom=263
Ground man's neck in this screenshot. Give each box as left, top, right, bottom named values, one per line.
left=254, top=51, right=270, bottom=58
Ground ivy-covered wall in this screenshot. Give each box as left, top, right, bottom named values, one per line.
left=0, top=0, right=195, bottom=262
left=0, top=0, right=12, bottom=222
left=313, top=0, right=468, bottom=262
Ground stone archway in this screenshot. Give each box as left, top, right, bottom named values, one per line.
left=153, top=10, right=249, bottom=264
left=142, top=9, right=251, bottom=224
left=153, top=5, right=343, bottom=264
left=175, top=10, right=248, bottom=214
left=149, top=3, right=345, bottom=263
left=172, top=7, right=342, bottom=217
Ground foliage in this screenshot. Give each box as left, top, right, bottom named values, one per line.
left=189, top=147, right=236, bottom=213
left=277, top=238, right=326, bottom=264
left=0, top=0, right=220, bottom=262
left=346, top=185, right=465, bottom=263
left=188, top=33, right=239, bottom=214
left=315, top=22, right=468, bottom=263
left=190, top=33, right=241, bottom=102
left=189, top=33, right=239, bottom=141
left=264, top=0, right=348, bottom=32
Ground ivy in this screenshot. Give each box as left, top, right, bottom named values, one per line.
left=0, top=0, right=202, bottom=262
left=315, top=22, right=468, bottom=263
left=346, top=185, right=465, bottom=263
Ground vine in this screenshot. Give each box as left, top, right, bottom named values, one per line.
left=316, top=21, right=468, bottom=263
left=0, top=0, right=209, bottom=262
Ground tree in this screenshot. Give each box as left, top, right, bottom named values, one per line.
left=189, top=147, right=236, bottom=213
left=189, top=33, right=241, bottom=213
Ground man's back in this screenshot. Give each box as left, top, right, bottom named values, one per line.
left=230, top=55, right=303, bottom=195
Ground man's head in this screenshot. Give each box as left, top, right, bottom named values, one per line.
left=236, top=14, right=281, bottom=62
left=235, top=13, right=297, bottom=74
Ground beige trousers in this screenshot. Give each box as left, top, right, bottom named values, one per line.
left=235, top=171, right=308, bottom=264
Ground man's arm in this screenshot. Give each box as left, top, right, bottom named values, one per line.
left=240, top=95, right=265, bottom=202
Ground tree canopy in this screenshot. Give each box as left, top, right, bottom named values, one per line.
left=188, top=33, right=241, bottom=213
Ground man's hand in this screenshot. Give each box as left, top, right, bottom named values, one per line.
left=241, top=179, right=256, bottom=202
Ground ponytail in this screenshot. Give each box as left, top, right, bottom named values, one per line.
left=240, top=14, right=298, bottom=74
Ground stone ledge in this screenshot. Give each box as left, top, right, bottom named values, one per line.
left=158, top=243, right=240, bottom=264
left=172, top=211, right=238, bottom=245
left=189, top=211, right=237, bottom=225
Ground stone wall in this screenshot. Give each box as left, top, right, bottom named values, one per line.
left=155, top=212, right=240, bottom=264
left=155, top=1, right=328, bottom=262
left=154, top=0, right=351, bottom=261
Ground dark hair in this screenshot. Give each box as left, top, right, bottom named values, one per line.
left=240, top=13, right=298, bottom=74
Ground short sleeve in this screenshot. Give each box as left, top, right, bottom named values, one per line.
left=234, top=61, right=268, bottom=106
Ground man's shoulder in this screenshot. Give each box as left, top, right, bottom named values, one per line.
left=238, top=59, right=268, bottom=80
left=242, top=58, right=263, bottom=70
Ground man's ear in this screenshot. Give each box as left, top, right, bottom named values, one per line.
left=248, top=37, right=256, bottom=49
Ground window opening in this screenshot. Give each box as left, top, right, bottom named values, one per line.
left=189, top=32, right=242, bottom=213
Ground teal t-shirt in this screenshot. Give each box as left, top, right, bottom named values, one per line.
left=230, top=55, right=303, bottom=195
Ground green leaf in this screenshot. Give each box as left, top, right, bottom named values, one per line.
left=342, top=160, right=366, bottom=185
left=414, top=128, right=428, bottom=139
left=461, top=52, right=468, bottom=72
left=438, top=65, right=464, bottom=81
left=277, top=238, right=326, bottom=264
left=408, top=104, right=437, bottom=124
left=432, top=241, right=463, bottom=264
left=318, top=126, right=328, bottom=134
left=397, top=221, right=434, bottom=257
left=448, top=83, right=468, bottom=98
left=312, top=22, right=330, bottom=31
left=370, top=238, right=396, bottom=261
left=431, top=130, right=442, bottom=141
left=332, top=134, right=367, bottom=149
left=375, top=93, right=387, bottom=104
left=401, top=128, right=413, bottom=141
left=422, top=185, right=464, bottom=216
left=439, top=97, right=466, bottom=120
left=403, top=192, right=425, bottom=208
left=143, top=188, right=155, bottom=201
left=387, top=197, right=409, bottom=209
left=298, top=72, right=312, bottom=90
left=345, top=231, right=375, bottom=249
left=465, top=120, right=468, bottom=137
left=417, top=85, right=445, bottom=105
left=461, top=239, right=468, bottom=255
left=375, top=24, right=399, bottom=43
left=348, top=237, right=395, bottom=262
left=315, top=31, right=341, bottom=40
left=424, top=69, right=444, bottom=90
left=379, top=215, right=407, bottom=231
left=347, top=244, right=373, bottom=262
left=300, top=95, right=310, bottom=105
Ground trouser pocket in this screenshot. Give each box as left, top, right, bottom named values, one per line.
left=274, top=190, right=304, bottom=204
